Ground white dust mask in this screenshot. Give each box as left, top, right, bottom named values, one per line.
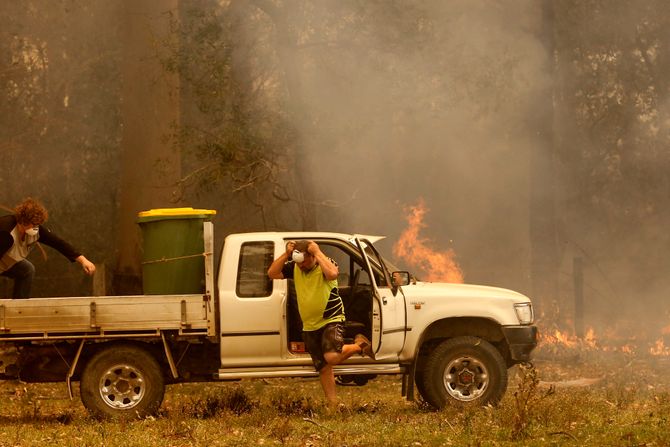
left=292, top=250, right=305, bottom=263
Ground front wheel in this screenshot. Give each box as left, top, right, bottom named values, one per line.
left=420, top=336, right=507, bottom=409
left=80, top=344, right=165, bottom=420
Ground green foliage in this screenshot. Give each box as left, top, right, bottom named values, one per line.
left=270, top=389, right=318, bottom=417
left=553, top=0, right=670, bottom=300
left=159, top=2, right=297, bottom=218
left=170, top=386, right=256, bottom=418
left=510, top=363, right=555, bottom=439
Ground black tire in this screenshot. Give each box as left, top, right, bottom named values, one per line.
left=336, top=375, right=354, bottom=385
left=80, top=344, right=165, bottom=420
left=415, top=373, right=429, bottom=404
left=421, top=336, right=507, bottom=409
left=353, top=374, right=377, bottom=386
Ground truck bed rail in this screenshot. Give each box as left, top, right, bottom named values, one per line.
left=0, top=294, right=213, bottom=342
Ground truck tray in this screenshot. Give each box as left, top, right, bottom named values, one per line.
left=0, top=294, right=213, bottom=341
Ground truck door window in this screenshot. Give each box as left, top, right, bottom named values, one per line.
left=319, top=244, right=369, bottom=287
left=236, top=241, right=274, bottom=298
left=362, top=244, right=390, bottom=288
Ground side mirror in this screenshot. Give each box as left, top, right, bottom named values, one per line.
left=391, top=271, right=411, bottom=287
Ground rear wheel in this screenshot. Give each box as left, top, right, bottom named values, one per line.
left=421, top=336, right=507, bottom=409
left=80, top=344, right=165, bottom=420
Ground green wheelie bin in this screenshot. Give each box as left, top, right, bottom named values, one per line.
left=137, top=207, right=216, bottom=295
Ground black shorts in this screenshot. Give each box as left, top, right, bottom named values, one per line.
left=302, top=322, right=345, bottom=372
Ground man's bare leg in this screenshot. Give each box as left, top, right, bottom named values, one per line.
left=319, top=364, right=337, bottom=405
left=320, top=344, right=363, bottom=405
left=324, top=343, right=361, bottom=365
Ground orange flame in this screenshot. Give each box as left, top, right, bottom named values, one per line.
left=537, top=326, right=670, bottom=356
left=650, top=338, right=670, bottom=356
left=584, top=327, right=597, bottom=349
left=619, top=344, right=636, bottom=354
left=539, top=328, right=578, bottom=348
left=393, top=198, right=464, bottom=283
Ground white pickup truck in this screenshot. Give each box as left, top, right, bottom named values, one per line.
left=0, top=219, right=537, bottom=419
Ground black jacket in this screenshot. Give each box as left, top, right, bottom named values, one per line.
left=0, top=215, right=81, bottom=262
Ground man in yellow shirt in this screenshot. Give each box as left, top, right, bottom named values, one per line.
left=268, top=239, right=374, bottom=406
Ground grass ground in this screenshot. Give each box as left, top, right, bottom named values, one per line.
left=0, top=346, right=669, bottom=446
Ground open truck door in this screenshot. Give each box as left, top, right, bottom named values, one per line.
left=355, top=237, right=406, bottom=360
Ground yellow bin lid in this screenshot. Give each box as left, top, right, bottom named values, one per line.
left=137, top=207, right=217, bottom=222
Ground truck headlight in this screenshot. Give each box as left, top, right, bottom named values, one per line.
left=514, top=303, right=534, bottom=325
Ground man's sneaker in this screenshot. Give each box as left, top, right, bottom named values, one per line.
left=355, top=334, right=375, bottom=360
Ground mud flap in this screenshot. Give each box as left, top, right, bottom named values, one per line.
left=402, top=362, right=415, bottom=401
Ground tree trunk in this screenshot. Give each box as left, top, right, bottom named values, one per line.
left=248, top=0, right=318, bottom=229
left=529, top=0, right=559, bottom=320
left=115, top=0, right=182, bottom=294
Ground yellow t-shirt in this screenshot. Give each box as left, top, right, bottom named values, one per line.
left=285, top=261, right=345, bottom=331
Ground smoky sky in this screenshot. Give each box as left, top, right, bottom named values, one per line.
left=255, top=0, right=549, bottom=291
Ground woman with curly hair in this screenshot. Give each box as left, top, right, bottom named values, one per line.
left=0, top=198, right=96, bottom=298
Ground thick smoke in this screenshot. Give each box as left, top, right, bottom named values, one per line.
left=240, top=0, right=670, bottom=338
left=259, top=0, right=549, bottom=293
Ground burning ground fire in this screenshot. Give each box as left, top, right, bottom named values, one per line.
left=649, top=324, right=670, bottom=356
left=391, top=198, right=670, bottom=358
left=538, top=326, right=670, bottom=357
left=393, top=198, right=464, bottom=283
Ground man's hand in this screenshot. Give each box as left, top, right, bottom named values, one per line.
left=308, top=242, right=338, bottom=281
left=307, top=241, right=320, bottom=257
left=285, top=240, right=296, bottom=257
left=269, top=240, right=294, bottom=280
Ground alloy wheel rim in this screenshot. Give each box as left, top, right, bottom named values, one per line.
left=442, top=356, right=489, bottom=401
left=98, top=364, right=146, bottom=410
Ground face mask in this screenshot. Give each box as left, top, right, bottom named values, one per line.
left=25, top=227, right=39, bottom=237
left=292, top=250, right=305, bottom=263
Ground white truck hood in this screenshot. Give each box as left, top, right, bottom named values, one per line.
left=407, top=281, right=530, bottom=303
left=400, top=281, right=532, bottom=326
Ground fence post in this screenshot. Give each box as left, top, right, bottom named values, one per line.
left=573, top=257, right=584, bottom=338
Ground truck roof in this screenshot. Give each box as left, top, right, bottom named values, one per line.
left=225, top=232, right=385, bottom=244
